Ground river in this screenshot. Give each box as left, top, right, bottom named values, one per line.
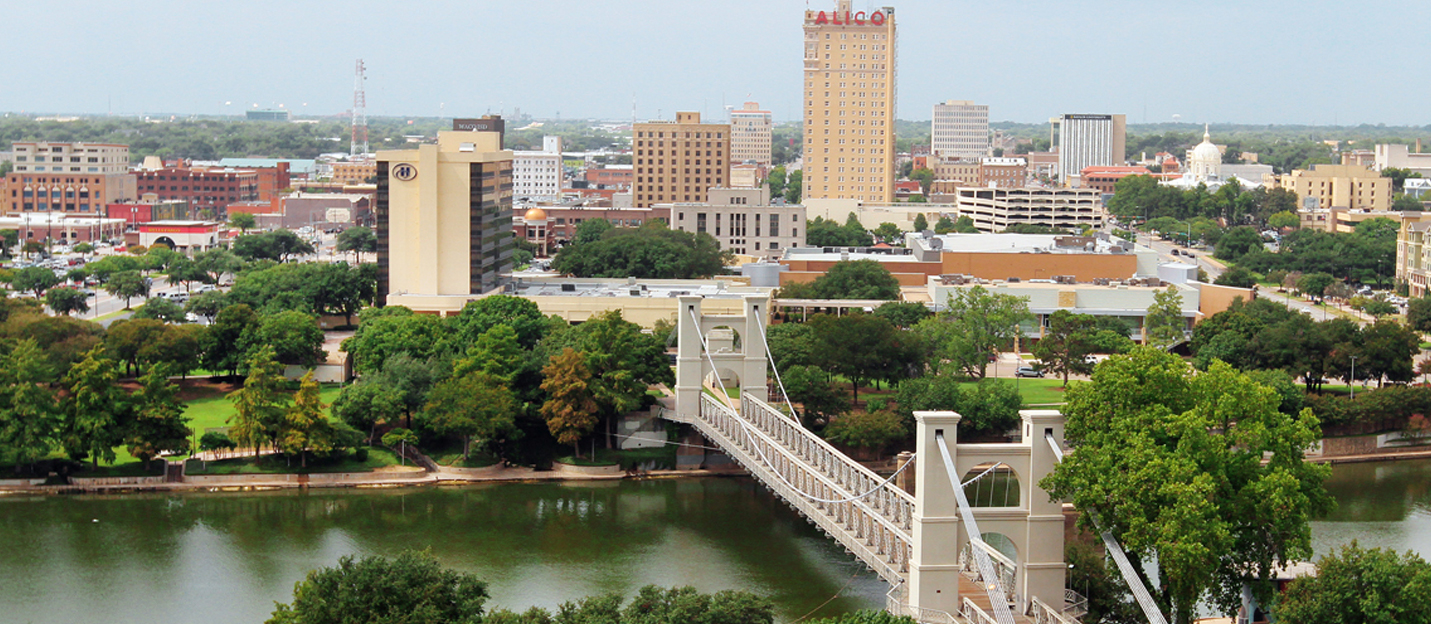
left=0, top=478, right=885, bottom=624
left=1310, top=458, right=1431, bottom=558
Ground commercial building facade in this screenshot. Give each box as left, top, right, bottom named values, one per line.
left=133, top=166, right=258, bottom=217
left=1375, top=143, right=1431, bottom=177
left=931, top=100, right=989, bottom=159
left=329, top=160, right=377, bottom=185
left=730, top=102, right=774, bottom=166
left=5, top=142, right=136, bottom=214
left=375, top=130, right=515, bottom=313
left=632, top=112, right=730, bottom=208
left=1274, top=164, right=1390, bottom=212
left=513, top=136, right=564, bottom=202
left=1055, top=114, right=1126, bottom=186
left=514, top=205, right=670, bottom=253
left=801, top=1, right=898, bottom=203
left=954, top=187, right=1106, bottom=232
left=667, top=187, right=806, bottom=260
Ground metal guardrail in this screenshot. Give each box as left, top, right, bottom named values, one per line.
left=687, top=392, right=913, bottom=585
left=1029, top=596, right=1078, bottom=624
left=886, top=584, right=959, bottom=624
left=961, top=597, right=999, bottom=624
left=958, top=541, right=1019, bottom=607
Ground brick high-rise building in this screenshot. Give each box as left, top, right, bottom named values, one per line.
left=6, top=142, right=136, bottom=214
left=801, top=1, right=897, bottom=203
left=632, top=112, right=730, bottom=208
left=730, top=102, right=773, bottom=166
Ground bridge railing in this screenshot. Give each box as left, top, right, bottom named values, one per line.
left=959, top=541, right=1019, bottom=607
left=960, top=597, right=999, bottom=624
left=692, top=392, right=912, bottom=585
left=1028, top=596, right=1078, bottom=624
left=886, top=584, right=958, bottom=624
left=740, top=393, right=917, bottom=531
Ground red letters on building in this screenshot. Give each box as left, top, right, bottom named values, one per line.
left=813, top=10, right=885, bottom=25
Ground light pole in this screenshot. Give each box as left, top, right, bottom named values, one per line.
left=1350, top=356, right=1357, bottom=399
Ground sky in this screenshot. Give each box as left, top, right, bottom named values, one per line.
left=2, top=0, right=1427, bottom=126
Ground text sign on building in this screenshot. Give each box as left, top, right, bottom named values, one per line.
left=453, top=117, right=504, bottom=133
left=392, top=163, right=418, bottom=182
left=812, top=10, right=886, bottom=25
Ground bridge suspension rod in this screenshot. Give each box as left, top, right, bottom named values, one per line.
left=935, top=432, right=1018, bottom=624
left=1045, top=433, right=1169, bottom=624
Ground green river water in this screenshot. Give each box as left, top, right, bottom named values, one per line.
left=0, top=478, right=885, bottom=624
left=0, top=458, right=1423, bottom=624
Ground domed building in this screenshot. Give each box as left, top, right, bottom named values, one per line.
left=1189, top=125, right=1222, bottom=180
left=520, top=206, right=550, bottom=257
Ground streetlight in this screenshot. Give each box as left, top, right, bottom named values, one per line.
left=1349, top=356, right=1357, bottom=399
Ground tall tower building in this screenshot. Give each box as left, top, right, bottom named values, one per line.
left=802, top=1, right=897, bottom=203
left=375, top=130, right=515, bottom=313
left=931, top=100, right=988, bottom=159
left=1055, top=113, right=1126, bottom=186
left=730, top=102, right=774, bottom=166
left=632, top=112, right=730, bottom=208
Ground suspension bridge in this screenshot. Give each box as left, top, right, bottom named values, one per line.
left=664, top=294, right=1169, bottom=624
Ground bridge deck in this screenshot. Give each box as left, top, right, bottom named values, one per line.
left=958, top=575, right=1034, bottom=624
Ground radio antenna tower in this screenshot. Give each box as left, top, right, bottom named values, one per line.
left=350, top=59, right=368, bottom=158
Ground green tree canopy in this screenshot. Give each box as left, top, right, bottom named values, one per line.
left=267, top=551, right=489, bottom=624
left=914, top=285, right=1033, bottom=378
left=552, top=222, right=730, bottom=279
left=1277, top=543, right=1431, bottom=624
left=1031, top=310, right=1099, bottom=386
left=777, top=260, right=900, bottom=300
left=1040, top=348, right=1332, bottom=624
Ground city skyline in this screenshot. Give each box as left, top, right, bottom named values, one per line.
left=0, top=0, right=1426, bottom=126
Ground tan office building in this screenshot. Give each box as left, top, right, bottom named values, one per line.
left=802, top=1, right=898, bottom=204
left=6, top=142, right=136, bottom=214
left=632, top=112, right=730, bottom=208
left=730, top=102, right=773, bottom=166
left=1274, top=164, right=1390, bottom=212
left=375, top=130, right=515, bottom=314
left=668, top=187, right=806, bottom=261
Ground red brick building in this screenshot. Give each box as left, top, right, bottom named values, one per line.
left=513, top=205, right=669, bottom=253
left=1080, top=166, right=1152, bottom=193
left=134, top=167, right=259, bottom=217
left=106, top=200, right=189, bottom=227
left=585, top=166, right=632, bottom=188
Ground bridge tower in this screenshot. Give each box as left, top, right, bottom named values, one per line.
left=909, top=410, right=1068, bottom=616
left=675, top=294, right=769, bottom=419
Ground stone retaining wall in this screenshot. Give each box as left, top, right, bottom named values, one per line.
left=552, top=462, right=622, bottom=476
left=439, top=464, right=506, bottom=477
left=0, top=478, right=44, bottom=488
left=184, top=474, right=300, bottom=486
left=69, top=476, right=166, bottom=487
left=306, top=471, right=428, bottom=484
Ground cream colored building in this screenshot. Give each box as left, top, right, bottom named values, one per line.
left=1393, top=214, right=1431, bottom=296
left=931, top=100, right=988, bottom=159
left=802, top=197, right=952, bottom=231
left=513, top=136, right=564, bottom=202
left=730, top=102, right=773, bottom=166
left=801, top=1, right=898, bottom=204
left=509, top=277, right=774, bottom=328
left=954, top=187, right=1106, bottom=233
left=1375, top=143, right=1431, bottom=177
left=1273, top=164, right=1390, bottom=212
left=667, top=187, right=806, bottom=261
left=1299, top=207, right=1413, bottom=234
left=632, top=112, right=730, bottom=208
left=376, top=130, right=515, bottom=314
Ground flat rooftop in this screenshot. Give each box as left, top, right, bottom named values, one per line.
left=918, top=233, right=1139, bottom=255
left=510, top=277, right=772, bottom=299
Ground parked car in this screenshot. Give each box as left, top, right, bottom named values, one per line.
left=1016, top=366, right=1045, bottom=378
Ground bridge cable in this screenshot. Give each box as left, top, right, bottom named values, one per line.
left=751, top=311, right=800, bottom=420
left=688, top=308, right=913, bottom=506
left=1045, top=433, right=1169, bottom=624
left=934, top=431, right=1019, bottom=624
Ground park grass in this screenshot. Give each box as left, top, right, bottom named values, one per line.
left=960, top=377, right=1072, bottom=406
left=186, top=446, right=401, bottom=474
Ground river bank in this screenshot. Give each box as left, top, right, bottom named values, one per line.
left=0, top=463, right=749, bottom=496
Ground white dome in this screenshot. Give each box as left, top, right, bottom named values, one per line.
left=1190, top=125, right=1222, bottom=180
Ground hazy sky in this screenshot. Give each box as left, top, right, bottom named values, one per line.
left=4, top=0, right=1427, bottom=125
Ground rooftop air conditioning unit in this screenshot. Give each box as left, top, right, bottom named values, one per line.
left=560, top=283, right=576, bottom=292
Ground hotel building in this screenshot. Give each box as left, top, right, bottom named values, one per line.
left=632, top=112, right=730, bottom=208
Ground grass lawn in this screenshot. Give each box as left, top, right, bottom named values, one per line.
left=186, top=446, right=401, bottom=474
left=959, top=378, right=1072, bottom=406
left=425, top=439, right=502, bottom=468
left=74, top=382, right=345, bottom=476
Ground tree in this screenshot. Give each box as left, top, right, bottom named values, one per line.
left=916, top=286, right=1033, bottom=378
left=784, top=170, right=802, bottom=204
left=455, top=324, right=524, bottom=384
left=894, top=375, right=1021, bottom=435
left=0, top=339, right=60, bottom=471
left=573, top=218, right=614, bottom=245
left=781, top=260, right=901, bottom=300
left=341, top=306, right=448, bottom=375
left=335, top=226, right=377, bottom=259
left=1267, top=211, right=1299, bottom=230
left=1213, top=266, right=1258, bottom=288
left=912, top=213, right=929, bottom=232
left=199, top=431, right=237, bottom=460
left=873, top=301, right=932, bottom=329
left=186, top=290, right=228, bottom=322
left=134, top=296, right=187, bottom=323
left=823, top=409, right=906, bottom=459
left=909, top=167, right=934, bottom=196
left=193, top=248, right=243, bottom=284
left=227, top=345, right=288, bottom=457
left=278, top=371, right=334, bottom=468
left=1382, top=167, right=1424, bottom=193
left=1215, top=226, right=1263, bottom=261
left=104, top=270, right=149, bottom=308
left=1356, top=319, right=1420, bottom=386
left=73, top=242, right=95, bottom=257
left=1040, top=349, right=1332, bottom=624
left=1031, top=310, right=1098, bottom=386
left=809, top=313, right=915, bottom=401
left=126, top=364, right=191, bottom=466
left=61, top=346, right=131, bottom=469
left=767, top=165, right=787, bottom=199
left=203, top=303, right=262, bottom=376
left=1143, top=286, right=1186, bottom=350
left=567, top=310, right=674, bottom=446
left=449, top=295, right=550, bottom=349
left=331, top=380, right=404, bottom=443
left=1296, top=272, right=1335, bottom=298
left=552, top=222, right=731, bottom=279
left=540, top=348, right=600, bottom=459
left=872, top=222, right=902, bottom=244
left=1408, top=297, right=1431, bottom=332
left=229, top=212, right=257, bottom=233
left=1394, top=193, right=1425, bottom=211
left=12, top=266, right=60, bottom=297
left=953, top=215, right=978, bottom=233
left=1276, top=543, right=1431, bottom=624
left=252, top=310, right=326, bottom=368
left=166, top=259, right=212, bottom=292
left=266, top=551, right=489, bottom=624
left=45, top=287, right=90, bottom=316
left=420, top=371, right=517, bottom=458
left=934, top=216, right=956, bottom=234
left=780, top=364, right=850, bottom=423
